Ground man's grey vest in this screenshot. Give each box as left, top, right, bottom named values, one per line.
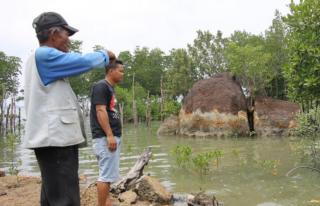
left=23, top=53, right=86, bottom=148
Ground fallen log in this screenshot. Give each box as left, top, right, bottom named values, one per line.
left=111, top=147, right=152, bottom=194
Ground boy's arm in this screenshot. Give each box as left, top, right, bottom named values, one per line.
left=96, top=104, right=117, bottom=151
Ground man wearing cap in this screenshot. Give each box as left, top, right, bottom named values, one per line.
left=24, top=12, right=115, bottom=206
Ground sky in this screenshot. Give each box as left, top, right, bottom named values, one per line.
left=1, top=0, right=293, bottom=67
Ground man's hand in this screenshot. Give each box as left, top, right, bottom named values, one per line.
left=107, top=136, right=117, bottom=152
left=106, top=50, right=116, bottom=64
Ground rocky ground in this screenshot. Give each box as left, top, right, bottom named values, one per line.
left=0, top=175, right=172, bottom=206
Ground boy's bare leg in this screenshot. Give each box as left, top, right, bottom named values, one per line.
left=97, top=181, right=112, bottom=206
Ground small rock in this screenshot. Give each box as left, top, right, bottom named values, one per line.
left=189, top=192, right=220, bottom=206
left=118, top=190, right=138, bottom=204
left=135, top=176, right=173, bottom=204
left=0, top=191, right=7, bottom=196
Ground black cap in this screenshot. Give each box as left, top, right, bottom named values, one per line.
left=32, top=12, right=79, bottom=36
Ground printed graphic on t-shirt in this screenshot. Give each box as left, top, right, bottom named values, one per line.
left=109, top=94, right=120, bottom=119
left=110, top=95, right=116, bottom=112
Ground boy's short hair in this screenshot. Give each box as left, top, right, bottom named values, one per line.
left=105, top=60, right=123, bottom=74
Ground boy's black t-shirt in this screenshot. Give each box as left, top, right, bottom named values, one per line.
left=90, top=79, right=122, bottom=139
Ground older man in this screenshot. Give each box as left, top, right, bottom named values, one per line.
left=24, top=12, right=115, bottom=206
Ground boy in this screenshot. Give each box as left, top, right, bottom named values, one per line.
left=90, top=60, right=124, bottom=206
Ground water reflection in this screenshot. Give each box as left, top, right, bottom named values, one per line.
left=0, top=122, right=319, bottom=206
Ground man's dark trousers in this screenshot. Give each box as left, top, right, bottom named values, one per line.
left=34, top=145, right=80, bottom=206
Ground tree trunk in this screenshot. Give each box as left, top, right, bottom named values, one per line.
left=0, top=85, right=6, bottom=136
left=119, top=102, right=124, bottom=133
left=132, top=73, right=138, bottom=128
left=0, top=101, right=3, bottom=135
left=5, top=104, right=11, bottom=134
left=160, top=76, right=164, bottom=122
left=301, top=100, right=305, bottom=112
left=18, top=108, right=21, bottom=135
left=246, top=96, right=255, bottom=134
left=275, top=77, right=279, bottom=98
left=146, top=91, right=151, bottom=128
left=10, top=97, right=15, bottom=133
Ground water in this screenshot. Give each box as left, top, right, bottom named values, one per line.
left=0, top=122, right=319, bottom=206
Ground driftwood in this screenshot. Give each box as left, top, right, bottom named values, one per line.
left=111, top=147, right=152, bottom=194
left=286, top=166, right=320, bottom=177
left=84, top=147, right=152, bottom=194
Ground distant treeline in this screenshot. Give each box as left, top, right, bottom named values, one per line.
left=1, top=0, right=320, bottom=132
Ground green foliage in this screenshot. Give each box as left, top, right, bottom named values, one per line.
left=225, top=31, right=272, bottom=97
left=294, top=108, right=320, bottom=168
left=172, top=145, right=192, bottom=167
left=140, top=48, right=166, bottom=95
left=163, top=99, right=181, bottom=117
left=192, top=150, right=224, bottom=174
left=115, top=84, right=161, bottom=122
left=150, top=96, right=161, bottom=120
left=172, top=145, right=224, bottom=175
left=115, top=86, right=132, bottom=119
left=188, top=30, right=228, bottom=78
left=33, top=10, right=319, bottom=124
left=192, top=154, right=211, bottom=174
left=283, top=0, right=320, bottom=104
left=295, top=108, right=320, bottom=137
left=68, top=40, right=106, bottom=98
left=69, top=39, right=83, bottom=53
left=92, top=45, right=106, bottom=52
left=118, top=51, right=134, bottom=89
left=68, top=40, right=92, bottom=98
left=258, top=159, right=280, bottom=175
left=120, top=47, right=166, bottom=95
left=264, top=10, right=288, bottom=99
left=6, top=133, right=19, bottom=176
left=0, top=51, right=21, bottom=97
left=165, top=48, right=195, bottom=97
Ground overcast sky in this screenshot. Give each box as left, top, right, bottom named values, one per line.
left=1, top=0, right=293, bottom=65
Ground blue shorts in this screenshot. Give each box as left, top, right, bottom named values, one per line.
left=92, top=136, right=121, bottom=183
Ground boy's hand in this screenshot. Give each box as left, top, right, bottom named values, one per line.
left=107, top=136, right=117, bottom=152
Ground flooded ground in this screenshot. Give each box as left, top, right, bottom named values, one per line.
left=0, top=122, right=319, bottom=206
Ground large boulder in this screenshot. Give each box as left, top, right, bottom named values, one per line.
left=179, top=73, right=248, bottom=137
left=157, top=72, right=301, bottom=138
left=157, top=115, right=179, bottom=136
left=254, top=97, right=300, bottom=136
left=135, top=176, right=173, bottom=204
